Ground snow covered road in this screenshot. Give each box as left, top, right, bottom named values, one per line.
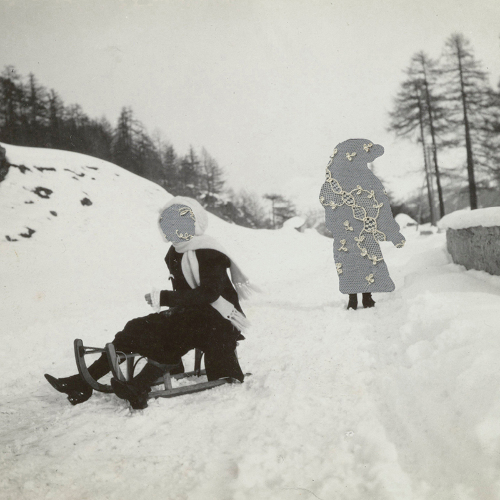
left=2, top=144, right=500, bottom=500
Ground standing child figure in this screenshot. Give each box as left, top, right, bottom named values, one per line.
left=319, top=139, right=405, bottom=310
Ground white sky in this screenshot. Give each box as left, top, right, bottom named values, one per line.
left=1, top=0, right=499, bottom=211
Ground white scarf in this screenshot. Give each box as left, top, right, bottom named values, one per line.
left=174, top=234, right=260, bottom=301
left=158, top=197, right=260, bottom=333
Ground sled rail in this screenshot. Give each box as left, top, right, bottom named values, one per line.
left=149, top=378, right=234, bottom=399
left=104, top=343, right=239, bottom=400
left=74, top=339, right=114, bottom=393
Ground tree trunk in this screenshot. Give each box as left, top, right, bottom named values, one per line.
left=417, top=91, right=436, bottom=225
left=458, top=50, right=478, bottom=209
left=422, top=74, right=445, bottom=217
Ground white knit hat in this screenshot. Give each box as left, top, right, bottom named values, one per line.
left=158, top=196, right=208, bottom=237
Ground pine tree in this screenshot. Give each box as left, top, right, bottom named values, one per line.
left=200, top=148, right=225, bottom=206
left=135, top=128, right=162, bottom=179
left=46, top=89, right=64, bottom=149
left=411, top=52, right=447, bottom=217
left=85, top=117, right=114, bottom=161
left=26, top=73, right=47, bottom=147
left=441, top=33, right=491, bottom=209
left=112, top=107, right=136, bottom=172
left=161, top=143, right=179, bottom=192
left=479, top=81, right=500, bottom=185
left=178, top=146, right=200, bottom=197
left=0, top=66, right=24, bottom=144
left=388, top=53, right=447, bottom=224
left=62, top=104, right=89, bottom=152
left=264, top=193, right=296, bottom=229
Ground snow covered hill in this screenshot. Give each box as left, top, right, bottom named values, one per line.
left=2, top=143, right=500, bottom=500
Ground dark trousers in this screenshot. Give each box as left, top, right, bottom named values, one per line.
left=112, top=308, right=244, bottom=382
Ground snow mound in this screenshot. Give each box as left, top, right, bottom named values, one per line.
left=282, top=215, right=305, bottom=230
left=395, top=212, right=418, bottom=228
left=438, top=207, right=500, bottom=230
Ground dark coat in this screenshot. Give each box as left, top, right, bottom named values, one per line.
left=160, top=246, right=243, bottom=314
left=112, top=247, right=245, bottom=382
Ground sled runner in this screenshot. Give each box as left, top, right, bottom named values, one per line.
left=74, top=338, right=239, bottom=400
left=104, top=343, right=237, bottom=399
left=74, top=339, right=114, bottom=393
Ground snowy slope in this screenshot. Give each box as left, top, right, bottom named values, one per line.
left=1, top=144, right=500, bottom=500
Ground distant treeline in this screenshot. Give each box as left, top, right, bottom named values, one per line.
left=0, top=65, right=296, bottom=229
left=388, top=33, right=500, bottom=224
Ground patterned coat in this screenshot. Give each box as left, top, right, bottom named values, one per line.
left=319, top=139, right=405, bottom=294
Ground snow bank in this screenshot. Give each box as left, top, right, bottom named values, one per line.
left=395, top=212, right=418, bottom=228
left=282, top=216, right=305, bottom=230
left=438, top=207, right=500, bottom=230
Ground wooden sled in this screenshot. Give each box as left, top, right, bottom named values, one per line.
left=104, top=343, right=237, bottom=400
left=74, top=338, right=241, bottom=400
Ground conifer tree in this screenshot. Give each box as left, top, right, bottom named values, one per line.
left=26, top=73, right=47, bottom=146
left=412, top=52, right=447, bottom=217
left=46, top=89, right=64, bottom=149
left=264, top=193, right=296, bottom=229
left=0, top=66, right=24, bottom=144
left=441, top=33, right=491, bottom=209
left=112, top=107, right=137, bottom=172
left=163, top=144, right=179, bottom=190
left=178, top=146, right=200, bottom=197
left=388, top=53, right=445, bottom=224
left=63, top=104, right=89, bottom=152
left=200, top=147, right=225, bottom=206
left=85, top=117, right=114, bottom=161
left=136, top=128, right=161, bottom=179
left=479, top=81, right=500, bottom=184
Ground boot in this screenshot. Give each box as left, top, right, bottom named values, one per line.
left=362, top=293, right=376, bottom=308
left=347, top=294, right=358, bottom=310
left=44, top=373, right=93, bottom=405
left=87, top=353, right=112, bottom=380
left=111, top=362, right=164, bottom=410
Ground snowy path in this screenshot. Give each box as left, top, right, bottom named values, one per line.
left=2, top=230, right=500, bottom=500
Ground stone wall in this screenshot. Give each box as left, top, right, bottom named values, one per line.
left=446, top=226, right=500, bottom=276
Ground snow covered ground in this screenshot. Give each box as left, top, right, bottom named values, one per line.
left=1, top=143, right=500, bottom=500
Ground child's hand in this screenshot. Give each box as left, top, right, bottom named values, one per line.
left=144, top=293, right=153, bottom=306
left=392, top=233, right=406, bottom=248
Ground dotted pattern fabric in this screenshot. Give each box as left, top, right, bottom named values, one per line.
left=159, top=204, right=196, bottom=244
left=319, top=139, right=405, bottom=294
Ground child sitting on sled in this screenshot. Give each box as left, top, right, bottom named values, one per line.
left=45, top=196, right=256, bottom=409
